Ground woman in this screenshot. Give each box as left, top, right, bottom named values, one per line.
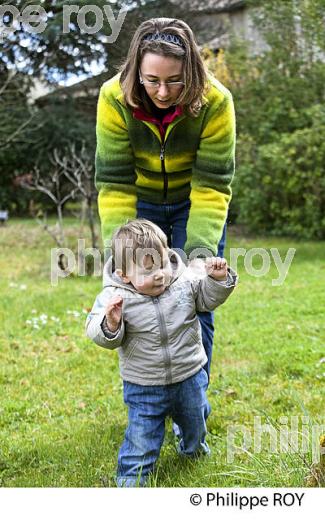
left=95, top=17, right=236, bottom=378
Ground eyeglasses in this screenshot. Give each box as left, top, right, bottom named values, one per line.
left=139, top=72, right=184, bottom=89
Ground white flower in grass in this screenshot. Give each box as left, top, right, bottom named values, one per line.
left=67, top=309, right=80, bottom=318
left=20, top=284, right=27, bottom=290
left=9, top=282, right=18, bottom=288
left=26, top=313, right=62, bottom=330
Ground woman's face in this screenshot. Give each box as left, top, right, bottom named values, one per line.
left=139, top=52, right=184, bottom=109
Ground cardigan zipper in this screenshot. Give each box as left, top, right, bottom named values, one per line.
left=136, top=117, right=185, bottom=203
left=160, top=143, right=168, bottom=202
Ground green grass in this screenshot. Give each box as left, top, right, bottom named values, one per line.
left=0, top=218, right=324, bottom=487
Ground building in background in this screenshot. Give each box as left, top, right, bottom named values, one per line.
left=170, top=0, right=267, bottom=55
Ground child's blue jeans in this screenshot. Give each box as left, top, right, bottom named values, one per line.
left=116, top=368, right=211, bottom=487
left=136, top=199, right=227, bottom=379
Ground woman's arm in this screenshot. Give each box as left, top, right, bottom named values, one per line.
left=95, top=79, right=137, bottom=245
left=185, top=82, right=236, bottom=256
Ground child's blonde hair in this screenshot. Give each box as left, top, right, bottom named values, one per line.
left=111, top=218, right=168, bottom=275
left=118, top=17, right=208, bottom=117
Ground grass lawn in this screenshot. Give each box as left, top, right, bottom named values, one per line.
left=0, top=218, right=324, bottom=487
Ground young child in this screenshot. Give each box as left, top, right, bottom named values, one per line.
left=86, top=219, right=238, bottom=487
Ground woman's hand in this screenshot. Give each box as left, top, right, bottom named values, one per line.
left=206, top=257, right=228, bottom=281
left=105, top=295, right=123, bottom=332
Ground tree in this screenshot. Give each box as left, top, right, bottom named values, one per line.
left=17, top=143, right=100, bottom=272
left=232, top=0, right=325, bottom=143
left=0, top=0, right=189, bottom=81
left=204, top=0, right=325, bottom=237
left=0, top=69, right=45, bottom=210
left=19, top=160, right=78, bottom=253
left=53, top=143, right=98, bottom=249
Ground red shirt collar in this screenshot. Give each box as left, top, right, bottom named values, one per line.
left=133, top=104, right=183, bottom=126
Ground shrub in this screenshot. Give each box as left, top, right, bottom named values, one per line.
left=233, top=105, right=325, bottom=239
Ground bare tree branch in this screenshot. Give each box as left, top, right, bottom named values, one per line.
left=0, top=70, right=16, bottom=97
left=51, top=143, right=98, bottom=249
left=19, top=161, right=78, bottom=253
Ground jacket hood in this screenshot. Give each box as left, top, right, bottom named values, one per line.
left=102, top=249, right=186, bottom=293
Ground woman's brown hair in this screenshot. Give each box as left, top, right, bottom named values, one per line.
left=119, top=18, right=209, bottom=117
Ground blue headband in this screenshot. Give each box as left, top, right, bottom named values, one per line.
left=142, top=32, right=185, bottom=48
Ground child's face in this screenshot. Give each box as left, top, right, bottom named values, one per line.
left=117, top=250, right=172, bottom=296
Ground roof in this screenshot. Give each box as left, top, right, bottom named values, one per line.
left=169, top=0, right=246, bottom=13
left=36, top=72, right=109, bottom=104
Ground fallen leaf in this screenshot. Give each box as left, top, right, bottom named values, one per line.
left=224, top=388, right=238, bottom=399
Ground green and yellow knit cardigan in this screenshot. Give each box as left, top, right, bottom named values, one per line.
left=95, top=72, right=236, bottom=255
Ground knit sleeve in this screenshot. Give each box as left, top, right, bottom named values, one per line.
left=95, top=84, right=137, bottom=245
left=184, top=89, right=236, bottom=256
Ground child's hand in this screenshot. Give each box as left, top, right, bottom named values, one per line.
left=206, top=257, right=228, bottom=281
left=105, top=295, right=123, bottom=332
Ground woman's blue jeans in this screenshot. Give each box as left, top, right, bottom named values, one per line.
left=136, top=199, right=227, bottom=379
